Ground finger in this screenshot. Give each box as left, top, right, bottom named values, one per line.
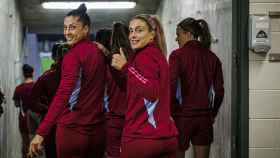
left=30, top=144, right=34, bottom=157
left=111, top=59, right=116, bottom=67
left=112, top=54, right=120, bottom=59
left=38, top=143, right=43, bottom=150
left=111, top=60, right=120, bottom=69
left=37, top=149, right=43, bottom=156
left=31, top=144, right=39, bottom=157
left=29, top=144, right=34, bottom=158
left=119, top=48, right=126, bottom=58
left=27, top=149, right=32, bottom=158
left=38, top=144, right=43, bottom=155
left=111, top=57, right=117, bottom=64
left=27, top=151, right=33, bottom=158
left=94, top=42, right=103, bottom=50
left=94, top=41, right=100, bottom=46
left=114, top=54, right=123, bottom=62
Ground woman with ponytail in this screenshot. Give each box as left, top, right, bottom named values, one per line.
left=95, top=22, right=132, bottom=158
left=29, top=4, right=106, bottom=158
left=102, top=22, right=132, bottom=158
left=111, top=14, right=178, bottom=158
left=169, top=17, right=224, bottom=158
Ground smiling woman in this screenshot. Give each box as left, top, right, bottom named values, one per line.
left=63, top=5, right=90, bottom=46
left=29, top=3, right=107, bottom=158
left=111, top=14, right=178, bottom=158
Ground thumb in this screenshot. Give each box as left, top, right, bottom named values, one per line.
left=119, top=48, right=126, bottom=58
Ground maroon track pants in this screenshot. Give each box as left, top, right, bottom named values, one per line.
left=56, top=124, right=106, bottom=158
left=19, top=116, right=30, bottom=158
left=120, top=137, right=178, bottom=158
left=106, top=116, right=125, bottom=158
left=45, top=128, right=57, bottom=158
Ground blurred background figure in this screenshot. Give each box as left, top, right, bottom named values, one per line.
left=169, top=17, right=224, bottom=158
left=97, top=22, right=133, bottom=158
left=96, top=28, right=112, bottom=57
left=29, top=43, right=69, bottom=158
left=0, top=89, right=6, bottom=117
left=13, top=64, right=35, bottom=158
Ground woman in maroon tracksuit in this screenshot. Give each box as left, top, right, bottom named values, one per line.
left=111, top=14, right=178, bottom=158
left=106, top=22, right=132, bottom=158
left=29, top=43, right=68, bottom=158
left=13, top=64, right=35, bottom=158
left=169, top=18, right=224, bottom=158
left=29, top=4, right=106, bottom=158
left=29, top=44, right=67, bottom=115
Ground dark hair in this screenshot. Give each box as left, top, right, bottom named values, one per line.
left=95, top=29, right=112, bottom=51
left=22, top=64, right=34, bottom=78
left=51, top=44, right=59, bottom=60
left=111, top=22, right=133, bottom=58
left=131, top=14, right=167, bottom=55
left=0, top=90, right=4, bottom=116
left=0, top=90, right=4, bottom=105
left=178, top=17, right=212, bottom=49
left=66, top=3, right=91, bottom=28
left=52, top=43, right=69, bottom=61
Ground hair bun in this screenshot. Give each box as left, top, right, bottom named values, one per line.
left=77, top=3, right=87, bottom=13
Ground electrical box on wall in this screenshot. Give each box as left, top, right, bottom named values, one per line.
left=249, top=15, right=271, bottom=53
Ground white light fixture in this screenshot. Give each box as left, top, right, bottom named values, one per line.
left=42, top=1, right=136, bottom=10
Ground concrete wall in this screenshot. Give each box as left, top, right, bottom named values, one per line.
left=249, top=0, right=280, bottom=158
left=0, top=0, right=23, bottom=157
left=157, top=0, right=232, bottom=158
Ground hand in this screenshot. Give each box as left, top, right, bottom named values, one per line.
left=94, top=42, right=110, bottom=57
left=28, top=134, right=44, bottom=158
left=111, top=48, right=127, bottom=70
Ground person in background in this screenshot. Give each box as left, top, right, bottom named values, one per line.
left=29, top=43, right=69, bottom=158
left=29, top=4, right=106, bottom=158
left=0, top=88, right=5, bottom=117
left=95, top=28, right=112, bottom=114
left=111, top=14, right=178, bottom=158
left=95, top=28, right=112, bottom=57
left=169, top=17, right=224, bottom=158
left=13, top=64, right=35, bottom=158
left=98, top=22, right=132, bottom=158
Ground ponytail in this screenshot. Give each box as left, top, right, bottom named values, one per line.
left=196, top=19, right=212, bottom=49
left=111, top=22, right=132, bottom=59
left=149, top=16, right=167, bottom=56
left=178, top=17, right=212, bottom=49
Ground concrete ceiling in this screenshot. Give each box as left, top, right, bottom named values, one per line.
left=19, top=0, right=162, bottom=34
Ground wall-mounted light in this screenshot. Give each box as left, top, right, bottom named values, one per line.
left=42, top=1, right=136, bottom=10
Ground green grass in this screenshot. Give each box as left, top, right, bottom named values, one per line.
left=41, top=57, right=54, bottom=73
